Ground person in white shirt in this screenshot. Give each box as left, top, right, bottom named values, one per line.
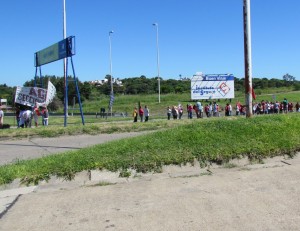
left=144, top=105, right=149, bottom=122
left=19, top=109, right=32, bottom=128
left=0, top=107, right=4, bottom=129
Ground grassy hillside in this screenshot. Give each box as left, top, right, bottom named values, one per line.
left=81, top=88, right=300, bottom=116
left=1, top=88, right=299, bottom=129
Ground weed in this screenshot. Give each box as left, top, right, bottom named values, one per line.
left=223, top=163, right=238, bottom=169
left=87, top=182, right=116, bottom=187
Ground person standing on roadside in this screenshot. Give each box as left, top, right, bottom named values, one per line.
left=42, top=107, right=49, bottom=126
left=133, top=107, right=138, bottom=122
left=15, top=107, right=20, bottom=128
left=296, top=102, right=300, bottom=112
left=187, top=104, right=193, bottom=119
left=0, top=106, right=4, bottom=129
left=139, top=106, right=144, bottom=122
left=167, top=106, right=171, bottom=120
left=283, top=98, right=288, bottom=113
left=178, top=104, right=183, bottom=119
left=33, top=104, right=40, bottom=127
left=144, top=105, right=149, bottom=122
left=225, top=103, right=230, bottom=116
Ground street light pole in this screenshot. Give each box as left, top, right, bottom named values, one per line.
left=153, top=23, right=161, bottom=103
left=63, top=0, right=68, bottom=127
left=109, top=30, right=114, bottom=117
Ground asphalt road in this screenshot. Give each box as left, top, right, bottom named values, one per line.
left=0, top=132, right=148, bottom=166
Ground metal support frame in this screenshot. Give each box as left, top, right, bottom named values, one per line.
left=69, top=55, right=85, bottom=125
left=34, top=66, right=43, bottom=88
left=34, top=36, right=84, bottom=126
left=63, top=40, right=84, bottom=126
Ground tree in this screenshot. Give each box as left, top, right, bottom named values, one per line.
left=283, top=73, right=295, bottom=82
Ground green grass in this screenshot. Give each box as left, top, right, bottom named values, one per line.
left=0, top=118, right=183, bottom=139
left=2, top=88, right=299, bottom=130
left=1, top=113, right=300, bottom=185
left=81, top=88, right=300, bottom=115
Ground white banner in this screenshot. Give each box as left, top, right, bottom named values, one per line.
left=15, top=81, right=56, bottom=107
left=15, top=86, right=47, bottom=107
left=46, top=81, right=56, bottom=105
left=191, top=74, right=235, bottom=100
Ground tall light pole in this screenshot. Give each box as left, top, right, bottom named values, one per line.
left=152, top=23, right=161, bottom=103
left=63, top=0, right=68, bottom=126
left=109, top=30, right=114, bottom=117
left=243, top=0, right=253, bottom=117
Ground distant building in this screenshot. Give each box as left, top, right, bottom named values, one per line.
left=179, top=77, right=191, bottom=81
left=89, top=78, right=123, bottom=87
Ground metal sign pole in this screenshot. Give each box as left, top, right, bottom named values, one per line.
left=63, top=0, right=68, bottom=126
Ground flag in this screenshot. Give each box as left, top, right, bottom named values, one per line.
left=252, top=88, right=256, bottom=100
left=45, top=81, right=56, bottom=105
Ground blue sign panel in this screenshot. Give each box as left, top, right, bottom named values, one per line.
left=35, top=36, right=75, bottom=67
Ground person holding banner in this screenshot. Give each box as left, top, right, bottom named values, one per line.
left=33, top=104, right=40, bottom=127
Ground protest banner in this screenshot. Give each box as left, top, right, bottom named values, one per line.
left=15, top=81, right=56, bottom=107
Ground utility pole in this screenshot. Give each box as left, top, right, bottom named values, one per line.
left=63, top=0, right=68, bottom=126
left=109, top=31, right=114, bottom=117
left=243, top=0, right=253, bottom=117
left=153, top=23, right=161, bottom=103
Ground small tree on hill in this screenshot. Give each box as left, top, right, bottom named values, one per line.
left=283, top=73, right=295, bottom=82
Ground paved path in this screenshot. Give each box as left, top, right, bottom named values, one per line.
left=0, top=132, right=148, bottom=166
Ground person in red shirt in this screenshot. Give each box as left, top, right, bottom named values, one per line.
left=139, top=106, right=144, bottom=122
left=33, top=104, right=40, bottom=127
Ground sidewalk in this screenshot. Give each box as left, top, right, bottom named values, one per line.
left=0, top=132, right=148, bottom=166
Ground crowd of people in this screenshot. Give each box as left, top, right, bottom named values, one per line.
left=165, top=98, right=300, bottom=120
left=131, top=98, right=299, bottom=123
left=133, top=105, right=150, bottom=122
left=167, top=101, right=222, bottom=120
left=2, top=98, right=299, bottom=128
left=15, top=103, right=49, bottom=128
left=252, top=98, right=300, bottom=115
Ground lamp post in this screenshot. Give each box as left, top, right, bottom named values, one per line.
left=63, top=0, right=68, bottom=127
left=152, top=23, right=161, bottom=103
left=109, top=30, right=114, bottom=117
